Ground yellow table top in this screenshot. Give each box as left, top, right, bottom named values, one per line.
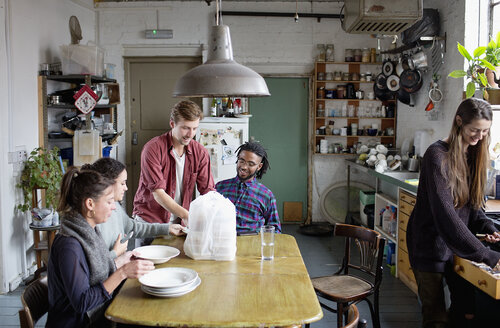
left=105, top=234, right=323, bottom=327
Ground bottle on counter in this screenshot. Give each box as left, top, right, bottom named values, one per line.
left=210, top=98, right=217, bottom=117
left=226, top=98, right=235, bottom=117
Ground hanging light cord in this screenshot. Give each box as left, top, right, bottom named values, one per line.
left=294, top=0, right=299, bottom=22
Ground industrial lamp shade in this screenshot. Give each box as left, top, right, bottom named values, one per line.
left=173, top=25, right=270, bottom=97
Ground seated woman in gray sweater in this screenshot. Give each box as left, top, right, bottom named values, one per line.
left=83, top=158, right=185, bottom=259
left=407, top=98, right=500, bottom=328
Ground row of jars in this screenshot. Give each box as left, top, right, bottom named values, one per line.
left=317, top=71, right=373, bottom=82
left=316, top=44, right=335, bottom=62
left=316, top=103, right=395, bottom=118
left=345, top=48, right=377, bottom=63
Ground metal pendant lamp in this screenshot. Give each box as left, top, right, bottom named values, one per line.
left=173, top=1, right=270, bottom=97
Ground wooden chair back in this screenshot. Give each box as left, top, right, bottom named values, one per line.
left=18, top=276, right=49, bottom=328
left=334, top=223, right=386, bottom=288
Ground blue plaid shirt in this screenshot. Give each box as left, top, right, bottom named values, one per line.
left=216, top=177, right=281, bottom=234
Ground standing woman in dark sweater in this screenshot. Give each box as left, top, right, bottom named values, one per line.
left=407, top=98, right=500, bottom=328
left=46, top=168, right=155, bottom=327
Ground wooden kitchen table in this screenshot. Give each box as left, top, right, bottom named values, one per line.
left=105, top=234, right=323, bottom=327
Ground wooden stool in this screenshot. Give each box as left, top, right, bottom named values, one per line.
left=29, top=224, right=59, bottom=279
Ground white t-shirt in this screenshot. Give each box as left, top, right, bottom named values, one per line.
left=171, top=149, right=185, bottom=221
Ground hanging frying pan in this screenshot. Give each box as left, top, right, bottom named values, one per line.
left=374, top=83, right=392, bottom=101
left=382, top=60, right=395, bottom=76
left=375, top=73, right=388, bottom=90
left=400, top=69, right=423, bottom=93
left=386, top=74, right=400, bottom=92
left=397, top=88, right=415, bottom=107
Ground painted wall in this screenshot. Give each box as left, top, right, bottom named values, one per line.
left=0, top=0, right=95, bottom=293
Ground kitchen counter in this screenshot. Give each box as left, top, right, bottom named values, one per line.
left=345, top=159, right=419, bottom=194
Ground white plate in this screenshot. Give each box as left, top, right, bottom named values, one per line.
left=141, top=277, right=201, bottom=298
left=235, top=114, right=252, bottom=118
left=142, top=276, right=201, bottom=295
left=139, top=267, right=198, bottom=289
left=134, top=245, right=180, bottom=264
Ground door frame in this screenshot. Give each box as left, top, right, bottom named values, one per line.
left=123, top=54, right=202, bottom=211
left=253, top=73, right=314, bottom=224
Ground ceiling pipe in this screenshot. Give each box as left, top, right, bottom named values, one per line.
left=221, top=11, right=343, bottom=22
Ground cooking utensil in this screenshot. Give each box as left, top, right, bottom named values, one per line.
left=373, top=83, right=392, bottom=101
left=375, top=73, right=388, bottom=90
left=386, top=74, right=400, bottom=91
left=400, top=69, right=423, bottom=93
left=425, top=99, right=434, bottom=112
left=428, top=81, right=443, bottom=102
left=382, top=59, right=395, bottom=76
left=412, top=49, right=428, bottom=69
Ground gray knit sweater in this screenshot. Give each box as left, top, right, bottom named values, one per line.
left=407, top=140, right=500, bottom=272
left=97, top=202, right=170, bottom=259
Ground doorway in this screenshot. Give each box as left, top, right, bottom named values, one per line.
left=249, top=77, right=309, bottom=221
left=124, top=57, right=201, bottom=213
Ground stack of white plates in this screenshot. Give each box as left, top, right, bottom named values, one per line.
left=139, top=267, right=201, bottom=298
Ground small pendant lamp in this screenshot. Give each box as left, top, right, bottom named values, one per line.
left=173, top=1, right=270, bottom=97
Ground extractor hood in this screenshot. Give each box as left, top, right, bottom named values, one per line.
left=342, top=0, right=423, bottom=35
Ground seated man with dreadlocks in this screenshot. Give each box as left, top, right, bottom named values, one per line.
left=216, top=141, right=281, bottom=235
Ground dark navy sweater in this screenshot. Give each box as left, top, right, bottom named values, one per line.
left=46, top=234, right=111, bottom=328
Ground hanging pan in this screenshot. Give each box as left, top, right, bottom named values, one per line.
left=386, top=74, right=400, bottom=92
left=373, top=83, right=393, bottom=101
left=397, top=88, right=416, bottom=107
left=382, top=60, right=395, bottom=76
left=400, top=69, right=423, bottom=93
left=375, top=73, right=388, bottom=90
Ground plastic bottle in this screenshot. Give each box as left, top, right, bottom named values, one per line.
left=382, top=206, right=392, bottom=232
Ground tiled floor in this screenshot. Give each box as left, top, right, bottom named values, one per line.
left=0, top=224, right=422, bottom=327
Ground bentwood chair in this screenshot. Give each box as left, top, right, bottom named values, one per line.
left=311, top=223, right=385, bottom=328
left=19, top=276, right=48, bottom=328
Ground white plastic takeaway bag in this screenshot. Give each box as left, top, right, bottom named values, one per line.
left=184, top=191, right=237, bottom=261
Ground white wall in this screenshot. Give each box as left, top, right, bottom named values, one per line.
left=0, top=0, right=95, bottom=293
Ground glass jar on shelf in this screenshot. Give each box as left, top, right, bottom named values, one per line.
left=344, top=49, right=353, bottom=62
left=354, top=49, right=362, bottom=62
left=360, top=73, right=366, bottom=82
left=370, top=48, right=377, bottom=63
left=325, top=72, right=333, bottom=81
left=317, top=86, right=325, bottom=99
left=317, top=103, right=325, bottom=117
left=317, top=44, right=326, bottom=62
left=342, top=72, right=350, bottom=81
left=362, top=48, right=370, bottom=63
left=326, top=44, right=335, bottom=62
left=317, top=72, right=325, bottom=81
left=334, top=71, right=342, bottom=81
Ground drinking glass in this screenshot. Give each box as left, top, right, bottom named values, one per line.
left=261, top=225, right=275, bottom=260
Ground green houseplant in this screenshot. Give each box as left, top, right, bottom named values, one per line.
left=485, top=31, right=500, bottom=88
left=448, top=42, right=497, bottom=98
left=16, top=147, right=63, bottom=212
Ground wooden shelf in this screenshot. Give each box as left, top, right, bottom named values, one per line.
left=315, top=116, right=395, bottom=120
left=316, top=62, right=383, bottom=65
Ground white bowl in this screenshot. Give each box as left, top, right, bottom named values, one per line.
left=134, top=245, right=180, bottom=264
left=139, top=267, right=198, bottom=289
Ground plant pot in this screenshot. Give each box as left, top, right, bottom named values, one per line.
left=486, top=88, right=500, bottom=105
left=486, top=67, right=500, bottom=88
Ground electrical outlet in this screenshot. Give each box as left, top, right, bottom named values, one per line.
left=8, top=149, right=27, bottom=163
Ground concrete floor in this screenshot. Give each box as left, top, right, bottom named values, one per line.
left=0, top=224, right=423, bottom=327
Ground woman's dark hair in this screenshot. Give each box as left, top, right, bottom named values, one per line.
left=58, top=167, right=115, bottom=214
left=82, top=158, right=126, bottom=180
left=236, top=141, right=270, bottom=179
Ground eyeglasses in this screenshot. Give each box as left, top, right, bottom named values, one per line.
left=236, top=158, right=260, bottom=168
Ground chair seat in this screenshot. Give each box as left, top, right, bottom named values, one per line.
left=312, top=275, right=373, bottom=302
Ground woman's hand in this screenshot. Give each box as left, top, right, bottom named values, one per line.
left=115, top=251, right=134, bottom=269
left=169, top=224, right=186, bottom=236
left=120, top=259, right=155, bottom=279
left=113, top=233, right=128, bottom=257
left=485, top=231, right=500, bottom=243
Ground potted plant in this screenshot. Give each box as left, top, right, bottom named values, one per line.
left=448, top=42, right=497, bottom=99
left=485, top=31, right=500, bottom=88
left=16, top=147, right=63, bottom=215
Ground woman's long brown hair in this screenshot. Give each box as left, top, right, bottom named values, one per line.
left=445, top=98, right=492, bottom=209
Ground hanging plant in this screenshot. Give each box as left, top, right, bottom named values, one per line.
left=16, top=147, right=63, bottom=212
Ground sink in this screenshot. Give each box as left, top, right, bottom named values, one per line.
left=382, top=171, right=420, bottom=180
